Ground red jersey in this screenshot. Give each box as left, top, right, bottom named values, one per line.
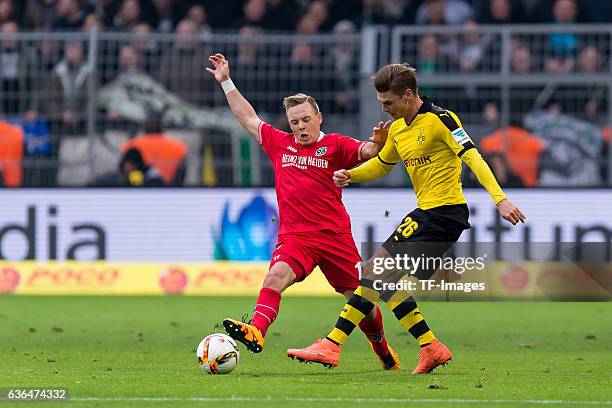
left=258, top=122, right=366, bottom=235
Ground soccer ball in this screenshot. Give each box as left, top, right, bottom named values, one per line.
left=196, top=333, right=240, bottom=374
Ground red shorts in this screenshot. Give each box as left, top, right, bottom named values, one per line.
left=269, top=230, right=361, bottom=294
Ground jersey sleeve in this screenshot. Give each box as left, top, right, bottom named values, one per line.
left=378, top=123, right=401, bottom=164
left=438, top=110, right=476, bottom=158
left=335, top=135, right=367, bottom=169
left=259, top=122, right=285, bottom=159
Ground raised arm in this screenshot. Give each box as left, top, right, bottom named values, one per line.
left=206, top=53, right=261, bottom=139
left=359, top=120, right=392, bottom=160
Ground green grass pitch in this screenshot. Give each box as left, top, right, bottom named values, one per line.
left=1, top=296, right=611, bottom=407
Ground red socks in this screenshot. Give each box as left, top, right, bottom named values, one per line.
left=358, top=305, right=389, bottom=357
left=250, top=287, right=281, bottom=337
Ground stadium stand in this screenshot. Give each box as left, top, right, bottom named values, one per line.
left=0, top=0, right=609, bottom=187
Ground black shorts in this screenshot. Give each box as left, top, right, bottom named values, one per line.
left=381, top=204, right=470, bottom=280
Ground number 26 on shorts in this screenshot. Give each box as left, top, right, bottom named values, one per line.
left=396, top=216, right=419, bottom=238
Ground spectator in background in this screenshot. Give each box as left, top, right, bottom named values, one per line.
left=511, top=44, right=535, bottom=73
left=546, top=0, right=579, bottom=73
left=82, top=12, right=104, bottom=31
left=416, top=0, right=473, bottom=25
left=295, top=0, right=331, bottom=33
left=119, top=147, right=164, bottom=187
left=86, top=0, right=119, bottom=28
left=0, top=21, right=40, bottom=117
left=296, top=12, right=319, bottom=34
left=0, top=0, right=16, bottom=25
left=52, top=0, right=85, bottom=30
left=508, top=44, right=546, bottom=116
left=455, top=19, right=490, bottom=73
left=25, top=0, right=56, bottom=30
left=286, top=41, right=336, bottom=113
left=232, top=26, right=267, bottom=110
left=151, top=0, right=185, bottom=33
left=112, top=0, right=141, bottom=31
left=476, top=0, right=526, bottom=24
left=121, top=116, right=187, bottom=186
left=90, top=146, right=165, bottom=187
left=105, top=44, right=142, bottom=126
left=363, top=0, right=421, bottom=25
left=550, top=45, right=607, bottom=121
left=131, top=22, right=159, bottom=74
left=186, top=4, right=212, bottom=38
left=416, top=34, right=455, bottom=95
left=44, top=40, right=92, bottom=137
left=234, top=0, right=266, bottom=30
left=329, top=20, right=358, bottom=113
left=0, top=120, right=24, bottom=187
left=305, top=0, right=331, bottom=31
left=158, top=18, right=212, bottom=106
left=479, top=121, right=544, bottom=187
left=263, top=0, right=298, bottom=32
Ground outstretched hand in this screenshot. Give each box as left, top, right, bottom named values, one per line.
left=370, top=120, right=392, bottom=149
left=206, top=53, right=230, bottom=83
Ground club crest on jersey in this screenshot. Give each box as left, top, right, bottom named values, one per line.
left=315, top=147, right=327, bottom=156
left=417, top=128, right=426, bottom=144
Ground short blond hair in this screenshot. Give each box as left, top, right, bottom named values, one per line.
left=282, top=93, right=320, bottom=114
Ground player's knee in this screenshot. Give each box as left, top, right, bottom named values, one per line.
left=262, top=263, right=296, bottom=292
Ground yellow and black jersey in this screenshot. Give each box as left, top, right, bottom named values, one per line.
left=350, top=97, right=506, bottom=214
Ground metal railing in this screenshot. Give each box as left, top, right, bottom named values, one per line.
left=0, top=25, right=610, bottom=187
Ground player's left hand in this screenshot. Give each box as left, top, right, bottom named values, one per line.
left=496, top=198, right=526, bottom=225
left=370, top=120, right=392, bottom=149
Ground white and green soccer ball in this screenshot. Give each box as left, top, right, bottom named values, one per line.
left=197, top=333, right=240, bottom=374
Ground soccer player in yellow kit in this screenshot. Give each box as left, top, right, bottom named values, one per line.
left=288, top=63, right=526, bottom=374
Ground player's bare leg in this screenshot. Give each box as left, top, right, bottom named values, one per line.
left=224, top=262, right=296, bottom=353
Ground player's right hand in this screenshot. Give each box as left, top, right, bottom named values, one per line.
left=333, top=169, right=351, bottom=188
left=206, top=53, right=230, bottom=83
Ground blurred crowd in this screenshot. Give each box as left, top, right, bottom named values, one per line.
left=0, top=0, right=611, bottom=34
left=0, top=0, right=610, bottom=188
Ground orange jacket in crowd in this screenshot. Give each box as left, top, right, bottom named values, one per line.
left=122, top=133, right=187, bottom=185
left=479, top=127, right=544, bottom=187
left=0, top=121, right=24, bottom=187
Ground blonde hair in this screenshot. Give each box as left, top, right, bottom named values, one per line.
left=282, top=93, right=320, bottom=114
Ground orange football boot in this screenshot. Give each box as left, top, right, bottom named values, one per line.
left=372, top=343, right=401, bottom=370
left=412, top=339, right=452, bottom=374
left=287, top=339, right=340, bottom=368
left=223, top=318, right=265, bottom=353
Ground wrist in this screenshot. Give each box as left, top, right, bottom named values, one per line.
left=221, top=78, right=236, bottom=94
left=370, top=140, right=384, bottom=151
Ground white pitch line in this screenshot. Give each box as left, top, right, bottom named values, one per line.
left=70, top=396, right=612, bottom=405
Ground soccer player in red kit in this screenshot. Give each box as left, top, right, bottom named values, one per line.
left=207, top=53, right=426, bottom=369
